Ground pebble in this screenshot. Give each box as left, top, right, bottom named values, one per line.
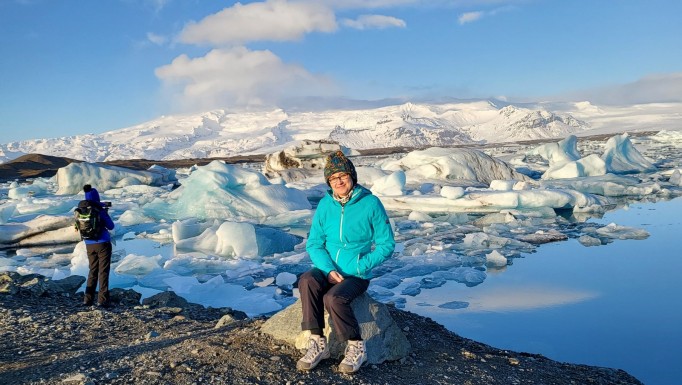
left=145, top=371, right=162, bottom=377
left=145, top=331, right=160, bottom=340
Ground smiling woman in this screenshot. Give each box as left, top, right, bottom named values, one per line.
left=298, top=149, right=395, bottom=373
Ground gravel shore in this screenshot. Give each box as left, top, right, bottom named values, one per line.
left=0, top=278, right=643, bottom=385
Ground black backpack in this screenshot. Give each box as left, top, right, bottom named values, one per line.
left=74, top=200, right=103, bottom=240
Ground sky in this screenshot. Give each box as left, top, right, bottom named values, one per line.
left=1, top=0, right=681, bottom=143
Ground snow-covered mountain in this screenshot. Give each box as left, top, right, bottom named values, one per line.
left=1, top=99, right=680, bottom=163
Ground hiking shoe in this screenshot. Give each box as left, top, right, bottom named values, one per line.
left=338, top=340, right=367, bottom=374
left=296, top=335, right=330, bottom=371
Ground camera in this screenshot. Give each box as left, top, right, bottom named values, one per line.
left=102, top=202, right=112, bottom=208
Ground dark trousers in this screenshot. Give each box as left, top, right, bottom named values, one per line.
left=299, top=268, right=369, bottom=341
left=84, top=241, right=112, bottom=305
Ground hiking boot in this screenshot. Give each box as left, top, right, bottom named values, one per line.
left=338, top=340, right=367, bottom=374
left=296, top=335, right=330, bottom=371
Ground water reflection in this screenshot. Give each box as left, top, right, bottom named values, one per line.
left=407, top=197, right=682, bottom=385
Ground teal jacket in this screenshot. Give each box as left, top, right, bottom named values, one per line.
left=306, top=185, right=395, bottom=280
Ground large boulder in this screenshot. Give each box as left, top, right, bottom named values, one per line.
left=0, top=272, right=85, bottom=297
left=142, top=291, right=190, bottom=308
left=261, top=293, right=411, bottom=365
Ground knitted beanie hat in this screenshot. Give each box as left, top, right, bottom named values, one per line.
left=324, top=150, right=357, bottom=186
left=83, top=184, right=101, bottom=203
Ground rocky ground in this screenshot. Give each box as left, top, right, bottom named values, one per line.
left=0, top=273, right=644, bottom=385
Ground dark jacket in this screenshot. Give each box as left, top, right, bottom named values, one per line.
left=83, top=188, right=115, bottom=244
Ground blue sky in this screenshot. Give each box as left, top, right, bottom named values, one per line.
left=1, top=0, right=681, bottom=143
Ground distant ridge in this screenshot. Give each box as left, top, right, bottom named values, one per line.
left=0, top=154, right=81, bottom=181
left=0, top=153, right=267, bottom=182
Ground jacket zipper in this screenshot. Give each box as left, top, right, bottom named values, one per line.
left=336, top=205, right=345, bottom=264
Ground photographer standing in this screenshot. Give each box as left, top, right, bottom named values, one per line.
left=78, top=184, right=115, bottom=308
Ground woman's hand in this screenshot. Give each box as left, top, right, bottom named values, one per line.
left=327, top=270, right=344, bottom=284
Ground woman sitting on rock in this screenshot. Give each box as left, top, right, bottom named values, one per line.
left=297, top=150, right=395, bottom=374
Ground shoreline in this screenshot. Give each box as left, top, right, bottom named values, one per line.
left=0, top=273, right=643, bottom=385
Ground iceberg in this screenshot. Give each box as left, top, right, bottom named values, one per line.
left=142, top=160, right=311, bottom=220
left=56, top=162, right=177, bottom=195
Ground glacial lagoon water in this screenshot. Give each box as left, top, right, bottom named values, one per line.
left=403, top=197, right=682, bottom=385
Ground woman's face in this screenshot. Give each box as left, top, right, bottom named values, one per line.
left=329, top=172, right=353, bottom=197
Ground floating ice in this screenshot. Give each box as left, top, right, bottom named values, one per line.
left=539, top=174, right=660, bottom=197
left=578, top=235, right=602, bottom=247
left=438, top=301, right=469, bottom=310
left=485, top=250, right=508, bottom=267
left=0, top=215, right=80, bottom=246
left=432, top=267, right=487, bottom=286
left=172, top=218, right=214, bottom=243
left=14, top=197, right=80, bottom=217
left=275, top=272, right=297, bottom=288
left=602, top=133, right=657, bottom=174
left=142, top=160, right=311, bottom=220
left=595, top=223, right=650, bottom=240
left=441, top=186, right=465, bottom=199
left=118, top=209, right=156, bottom=226
left=542, top=154, right=607, bottom=179
left=381, top=188, right=609, bottom=213
left=0, top=203, right=17, bottom=224
left=401, top=282, right=421, bottom=296
left=55, top=162, right=177, bottom=195
left=8, top=179, right=50, bottom=199
left=408, top=211, right=432, bottom=222
left=164, top=275, right=281, bottom=316
left=175, top=221, right=302, bottom=259
left=381, top=147, right=530, bottom=185
left=527, top=135, right=581, bottom=166
left=536, top=133, right=657, bottom=179
left=371, top=171, right=406, bottom=196
left=115, top=254, right=164, bottom=276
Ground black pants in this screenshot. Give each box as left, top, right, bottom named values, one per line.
left=84, top=241, right=112, bottom=305
left=299, top=268, right=369, bottom=341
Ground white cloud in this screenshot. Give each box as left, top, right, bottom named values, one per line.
left=458, top=11, right=483, bottom=24
left=178, top=0, right=337, bottom=45
left=567, top=72, right=682, bottom=105
left=154, top=46, right=337, bottom=111
left=323, top=0, right=420, bottom=8
left=342, top=14, right=407, bottom=30
left=146, top=32, right=167, bottom=46
left=458, top=6, right=515, bottom=25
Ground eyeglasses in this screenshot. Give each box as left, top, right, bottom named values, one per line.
left=329, top=173, right=350, bottom=185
